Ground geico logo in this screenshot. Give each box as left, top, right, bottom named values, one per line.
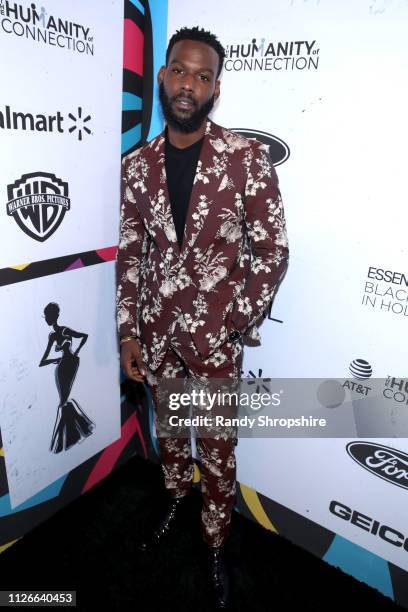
left=329, top=500, right=408, bottom=551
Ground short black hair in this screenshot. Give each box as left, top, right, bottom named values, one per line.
left=166, top=26, right=226, bottom=78
left=44, top=302, right=60, bottom=318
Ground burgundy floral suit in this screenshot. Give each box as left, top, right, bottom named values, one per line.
left=116, top=118, right=289, bottom=546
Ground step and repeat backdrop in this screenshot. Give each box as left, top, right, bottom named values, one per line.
left=1, top=0, right=407, bottom=608
left=0, top=0, right=152, bottom=551
left=166, top=0, right=408, bottom=605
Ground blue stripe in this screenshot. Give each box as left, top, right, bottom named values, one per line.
left=122, top=124, right=142, bottom=154
left=123, top=92, right=142, bottom=111
left=129, top=0, right=145, bottom=15
left=323, top=534, right=394, bottom=600
left=147, top=0, right=168, bottom=141
left=0, top=476, right=67, bottom=517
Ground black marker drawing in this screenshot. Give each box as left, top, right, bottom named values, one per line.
left=39, top=302, right=95, bottom=453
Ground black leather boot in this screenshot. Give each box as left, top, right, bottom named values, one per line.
left=136, top=495, right=188, bottom=552
left=208, top=544, right=230, bottom=610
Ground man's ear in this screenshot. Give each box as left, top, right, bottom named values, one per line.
left=214, top=79, right=221, bottom=100
left=157, top=65, right=166, bottom=85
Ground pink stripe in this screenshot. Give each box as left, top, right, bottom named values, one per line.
left=123, top=19, right=144, bottom=76
left=82, top=413, right=148, bottom=493
left=96, top=246, right=117, bottom=261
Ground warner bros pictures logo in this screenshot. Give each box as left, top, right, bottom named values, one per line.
left=6, top=171, right=71, bottom=241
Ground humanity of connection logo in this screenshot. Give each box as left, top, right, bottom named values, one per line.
left=0, top=1, right=94, bottom=55
left=224, top=37, right=320, bottom=72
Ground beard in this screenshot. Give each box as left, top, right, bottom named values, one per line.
left=159, top=82, right=215, bottom=134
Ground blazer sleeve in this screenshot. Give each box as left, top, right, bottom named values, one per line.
left=230, top=142, right=289, bottom=336
left=116, top=155, right=148, bottom=339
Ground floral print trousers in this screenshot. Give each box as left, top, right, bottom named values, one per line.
left=145, top=316, right=244, bottom=548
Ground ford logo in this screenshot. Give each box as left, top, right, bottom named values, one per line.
left=346, top=441, right=408, bottom=490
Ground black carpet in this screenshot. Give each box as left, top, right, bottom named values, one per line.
left=0, top=455, right=404, bottom=611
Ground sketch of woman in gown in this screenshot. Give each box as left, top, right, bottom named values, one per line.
left=39, top=302, right=95, bottom=453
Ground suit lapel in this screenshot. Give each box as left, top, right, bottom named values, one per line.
left=144, top=131, right=181, bottom=260
left=144, top=118, right=223, bottom=270
left=178, top=118, right=215, bottom=266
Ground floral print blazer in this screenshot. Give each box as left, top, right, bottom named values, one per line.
left=116, top=119, right=289, bottom=372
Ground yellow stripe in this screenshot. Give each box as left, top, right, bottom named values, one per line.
left=10, top=263, right=30, bottom=271
left=0, top=447, right=4, bottom=457
left=0, top=539, right=20, bottom=554
left=193, top=462, right=201, bottom=483
left=239, top=482, right=277, bottom=533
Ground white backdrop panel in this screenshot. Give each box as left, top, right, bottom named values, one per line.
left=0, top=262, right=121, bottom=508
left=168, top=0, right=408, bottom=378
left=0, top=0, right=124, bottom=267
left=237, top=437, right=408, bottom=570
left=168, top=0, right=408, bottom=571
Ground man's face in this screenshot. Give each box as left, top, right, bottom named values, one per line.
left=158, top=39, right=221, bottom=133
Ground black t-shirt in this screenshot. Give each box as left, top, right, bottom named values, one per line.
left=164, top=131, right=204, bottom=250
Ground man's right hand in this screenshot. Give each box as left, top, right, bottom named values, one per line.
left=120, top=338, right=147, bottom=383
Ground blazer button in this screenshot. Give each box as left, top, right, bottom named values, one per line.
left=228, top=329, right=242, bottom=343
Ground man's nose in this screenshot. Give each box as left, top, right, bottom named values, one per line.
left=180, top=72, right=195, bottom=92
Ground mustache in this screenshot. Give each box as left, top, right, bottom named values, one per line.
left=172, top=93, right=197, bottom=105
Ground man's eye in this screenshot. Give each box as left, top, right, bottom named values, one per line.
left=172, top=67, right=183, bottom=74
left=199, top=74, right=209, bottom=81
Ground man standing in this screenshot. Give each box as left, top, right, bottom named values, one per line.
left=116, top=26, right=289, bottom=609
